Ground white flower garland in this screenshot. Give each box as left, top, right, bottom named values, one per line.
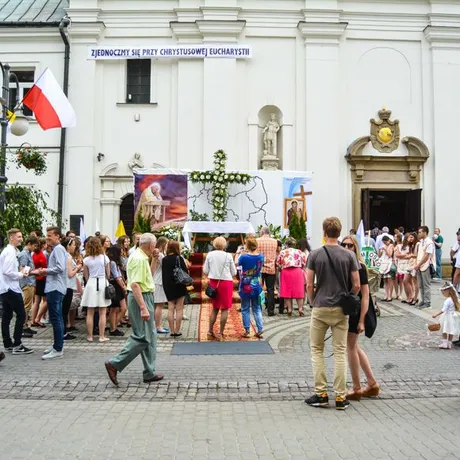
left=190, top=149, right=251, bottom=222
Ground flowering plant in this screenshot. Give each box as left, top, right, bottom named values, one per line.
left=15, top=144, right=47, bottom=176
left=156, top=225, right=181, bottom=240
left=181, top=245, right=192, bottom=260
left=190, top=149, right=251, bottom=222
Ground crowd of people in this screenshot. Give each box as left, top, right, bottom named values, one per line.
left=1, top=217, right=459, bottom=410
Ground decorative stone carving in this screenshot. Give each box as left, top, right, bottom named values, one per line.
left=402, top=136, right=429, bottom=158
left=128, top=152, right=144, bottom=170
left=261, top=113, right=280, bottom=170
left=370, top=107, right=400, bottom=153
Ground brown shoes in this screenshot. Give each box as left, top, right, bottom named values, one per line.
left=143, top=373, right=164, bottom=383
left=347, top=388, right=363, bottom=401
left=362, top=383, right=380, bottom=397
left=104, top=361, right=119, bottom=386
left=0, top=351, right=5, bottom=363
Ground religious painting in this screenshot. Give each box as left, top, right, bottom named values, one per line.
left=284, top=198, right=306, bottom=229
left=134, top=173, right=188, bottom=231
left=283, top=176, right=313, bottom=229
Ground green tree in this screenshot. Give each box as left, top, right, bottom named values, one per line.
left=299, top=215, right=307, bottom=239
left=0, top=184, right=61, bottom=242
left=133, top=213, right=152, bottom=233
left=288, top=212, right=302, bottom=240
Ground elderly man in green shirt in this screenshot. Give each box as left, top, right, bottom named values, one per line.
left=105, top=233, right=164, bottom=385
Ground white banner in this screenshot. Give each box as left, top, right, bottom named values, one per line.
left=88, top=45, right=252, bottom=60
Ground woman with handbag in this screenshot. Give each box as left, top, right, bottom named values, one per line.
left=107, top=245, right=127, bottom=337
left=162, top=241, right=189, bottom=338
left=151, top=236, right=169, bottom=334
left=378, top=236, right=396, bottom=302
left=403, top=232, right=420, bottom=306
left=341, top=235, right=379, bottom=400
left=81, top=237, right=111, bottom=343
left=237, top=237, right=264, bottom=338
left=204, top=237, right=237, bottom=341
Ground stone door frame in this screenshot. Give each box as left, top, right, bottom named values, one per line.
left=346, top=136, right=429, bottom=229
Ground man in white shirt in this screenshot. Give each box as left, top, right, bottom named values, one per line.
left=0, top=228, right=34, bottom=355
left=450, top=231, right=460, bottom=283
left=375, top=226, right=394, bottom=252
left=414, top=225, right=436, bottom=309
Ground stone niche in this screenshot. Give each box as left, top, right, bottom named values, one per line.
left=258, top=105, right=283, bottom=170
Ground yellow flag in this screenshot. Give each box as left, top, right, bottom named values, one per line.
left=115, top=220, right=126, bottom=238
left=7, top=109, right=16, bottom=124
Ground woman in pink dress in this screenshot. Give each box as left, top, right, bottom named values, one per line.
left=277, top=237, right=307, bottom=316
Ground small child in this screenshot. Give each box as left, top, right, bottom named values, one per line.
left=432, top=283, right=460, bottom=349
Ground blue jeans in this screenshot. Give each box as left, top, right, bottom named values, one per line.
left=436, top=249, right=442, bottom=279
left=46, top=290, right=65, bottom=352
left=241, top=297, right=263, bottom=333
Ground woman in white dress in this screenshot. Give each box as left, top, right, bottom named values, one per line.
left=432, top=283, right=460, bottom=349
left=151, top=236, right=169, bottom=334
left=81, top=237, right=111, bottom=343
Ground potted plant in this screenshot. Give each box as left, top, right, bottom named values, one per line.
left=15, top=143, right=47, bottom=176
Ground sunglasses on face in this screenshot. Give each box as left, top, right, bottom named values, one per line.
left=341, top=243, right=354, bottom=249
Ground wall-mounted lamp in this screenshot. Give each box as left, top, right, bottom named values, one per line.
left=134, top=113, right=140, bottom=122
left=97, top=152, right=105, bottom=162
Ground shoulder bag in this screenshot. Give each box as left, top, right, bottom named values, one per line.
left=323, top=247, right=360, bottom=316
left=205, top=254, right=228, bottom=299
left=173, top=256, right=193, bottom=286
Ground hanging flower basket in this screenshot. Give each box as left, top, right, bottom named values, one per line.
left=15, top=143, right=48, bottom=176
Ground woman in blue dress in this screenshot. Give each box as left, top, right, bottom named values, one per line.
left=238, top=237, right=264, bottom=338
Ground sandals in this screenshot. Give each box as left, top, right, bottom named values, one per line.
left=32, top=322, right=46, bottom=328
left=207, top=331, right=217, bottom=340
left=255, top=331, right=264, bottom=339
left=299, top=310, right=305, bottom=317
left=99, top=337, right=110, bottom=343
left=347, top=388, right=363, bottom=401
left=87, top=337, right=93, bottom=343
left=242, top=330, right=250, bottom=338
left=287, top=310, right=293, bottom=317
left=362, top=383, right=380, bottom=398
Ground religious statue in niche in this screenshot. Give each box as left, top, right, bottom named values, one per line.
left=128, top=152, right=145, bottom=170
left=261, top=113, right=281, bottom=170
left=370, top=107, right=400, bottom=153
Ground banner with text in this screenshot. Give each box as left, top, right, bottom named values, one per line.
left=88, top=45, right=252, bottom=60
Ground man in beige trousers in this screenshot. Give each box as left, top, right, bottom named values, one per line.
left=305, top=217, right=360, bottom=410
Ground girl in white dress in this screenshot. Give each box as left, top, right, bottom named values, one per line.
left=432, top=283, right=460, bottom=349
left=81, top=237, right=111, bottom=343
left=151, top=236, right=169, bottom=334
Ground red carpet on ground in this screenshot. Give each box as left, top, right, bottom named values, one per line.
left=189, top=253, right=257, bottom=342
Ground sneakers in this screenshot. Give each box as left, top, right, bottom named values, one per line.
left=305, top=393, right=329, bottom=408
left=0, top=351, right=5, bottom=362
left=41, top=349, right=63, bottom=360
left=12, top=344, right=34, bottom=355
left=44, top=345, right=54, bottom=354
left=335, top=397, right=350, bottom=411
left=22, top=331, right=34, bottom=338
left=23, top=327, right=37, bottom=335
left=63, top=333, right=76, bottom=340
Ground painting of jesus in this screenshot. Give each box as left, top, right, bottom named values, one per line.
left=284, top=198, right=306, bottom=228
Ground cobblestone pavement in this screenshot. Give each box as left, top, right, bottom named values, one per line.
left=1, top=283, right=460, bottom=458
left=1, top=398, right=459, bottom=459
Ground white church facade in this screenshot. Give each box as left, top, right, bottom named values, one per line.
left=1, top=0, right=458, bottom=253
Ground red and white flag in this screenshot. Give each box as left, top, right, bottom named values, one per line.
left=23, top=68, right=76, bottom=130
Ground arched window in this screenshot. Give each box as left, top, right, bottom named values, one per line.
left=120, top=194, right=134, bottom=236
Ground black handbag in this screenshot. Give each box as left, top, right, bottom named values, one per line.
left=205, top=254, right=228, bottom=299
left=323, top=247, right=361, bottom=316
left=364, top=295, right=377, bottom=338
left=173, top=256, right=193, bottom=286
left=97, top=277, right=116, bottom=300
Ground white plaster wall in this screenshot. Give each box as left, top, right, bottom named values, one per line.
left=2, top=0, right=459, bottom=251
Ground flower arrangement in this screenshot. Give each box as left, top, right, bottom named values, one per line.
left=156, top=225, right=181, bottom=241
left=190, top=149, right=251, bottom=222
left=15, top=144, right=47, bottom=176
left=181, top=245, right=192, bottom=260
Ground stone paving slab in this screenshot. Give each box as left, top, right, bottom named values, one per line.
left=0, top=398, right=458, bottom=460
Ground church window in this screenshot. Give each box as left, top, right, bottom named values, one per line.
left=126, top=59, right=151, bottom=103
left=9, top=69, right=35, bottom=117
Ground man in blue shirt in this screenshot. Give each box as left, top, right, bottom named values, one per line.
left=39, top=227, right=67, bottom=360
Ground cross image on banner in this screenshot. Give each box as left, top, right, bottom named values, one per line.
left=282, top=176, right=313, bottom=234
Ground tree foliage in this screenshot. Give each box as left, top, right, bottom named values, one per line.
left=288, top=213, right=307, bottom=241
left=133, top=213, right=152, bottom=233
left=0, top=184, right=61, bottom=240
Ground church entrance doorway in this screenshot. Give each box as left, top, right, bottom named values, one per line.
left=361, top=189, right=422, bottom=233
left=120, top=194, right=134, bottom=236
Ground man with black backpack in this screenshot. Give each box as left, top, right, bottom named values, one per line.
left=305, top=217, right=360, bottom=410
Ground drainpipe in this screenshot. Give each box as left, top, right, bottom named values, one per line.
left=58, top=17, right=71, bottom=227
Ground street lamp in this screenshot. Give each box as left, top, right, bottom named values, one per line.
left=0, top=62, right=30, bottom=217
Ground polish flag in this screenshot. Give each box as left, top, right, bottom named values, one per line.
left=22, top=68, right=76, bottom=130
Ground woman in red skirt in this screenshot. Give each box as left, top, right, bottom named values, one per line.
left=277, top=237, right=307, bottom=316
left=203, top=236, right=237, bottom=340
